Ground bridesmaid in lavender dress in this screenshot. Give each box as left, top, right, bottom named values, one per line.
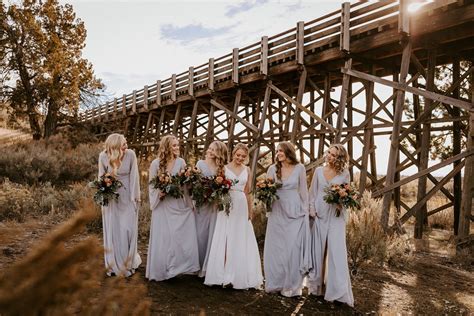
left=195, top=141, right=228, bottom=277
left=308, top=144, right=354, bottom=307
left=146, top=135, right=200, bottom=281
left=98, top=133, right=141, bottom=277
left=264, top=141, right=312, bottom=297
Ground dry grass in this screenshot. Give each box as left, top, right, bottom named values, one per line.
left=347, top=191, right=412, bottom=272
left=0, top=199, right=151, bottom=315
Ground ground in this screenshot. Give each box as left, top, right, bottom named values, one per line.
left=1, top=218, right=472, bottom=315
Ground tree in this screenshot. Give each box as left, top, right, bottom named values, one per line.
left=1, top=0, right=103, bottom=139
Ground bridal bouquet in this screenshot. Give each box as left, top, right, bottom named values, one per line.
left=190, top=175, right=214, bottom=208
left=150, top=171, right=183, bottom=200
left=177, top=165, right=202, bottom=185
left=209, top=175, right=238, bottom=215
left=253, top=177, right=282, bottom=212
left=323, top=183, right=360, bottom=216
left=88, top=169, right=123, bottom=206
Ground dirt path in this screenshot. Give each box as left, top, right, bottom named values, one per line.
left=1, top=219, right=472, bottom=315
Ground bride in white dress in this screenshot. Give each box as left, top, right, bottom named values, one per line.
left=204, top=143, right=263, bottom=290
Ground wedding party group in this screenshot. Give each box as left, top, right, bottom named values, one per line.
left=93, top=133, right=356, bottom=307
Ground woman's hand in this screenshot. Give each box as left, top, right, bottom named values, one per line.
left=309, top=210, right=316, bottom=218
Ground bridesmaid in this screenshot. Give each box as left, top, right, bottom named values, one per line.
left=204, top=143, right=263, bottom=289
left=146, top=135, right=200, bottom=281
left=195, top=140, right=228, bottom=277
left=308, top=144, right=354, bottom=306
left=264, top=141, right=312, bottom=297
left=98, top=133, right=141, bottom=277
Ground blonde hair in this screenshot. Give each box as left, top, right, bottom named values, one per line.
left=275, top=141, right=299, bottom=180
left=104, top=133, right=126, bottom=175
left=326, top=143, right=349, bottom=174
left=157, top=135, right=178, bottom=174
left=210, top=141, right=228, bottom=176
left=231, top=143, right=249, bottom=165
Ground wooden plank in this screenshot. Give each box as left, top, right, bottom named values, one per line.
left=188, top=66, right=194, bottom=97
left=360, top=70, right=374, bottom=193
left=122, top=94, right=127, bottom=116
left=172, top=103, right=182, bottom=135
left=268, top=82, right=336, bottom=133
left=340, top=2, right=350, bottom=52
left=132, top=90, right=137, bottom=114
left=184, top=100, right=199, bottom=157
left=113, top=98, right=118, bottom=118
left=296, top=21, right=304, bottom=65
left=342, top=68, right=474, bottom=112
left=398, top=0, right=409, bottom=35
left=415, top=49, right=435, bottom=239
left=205, top=104, right=215, bottom=149
left=208, top=58, right=214, bottom=91
left=452, top=58, right=462, bottom=235
left=210, top=98, right=259, bottom=133
left=381, top=40, right=411, bottom=231
left=459, top=76, right=474, bottom=239
left=260, top=36, right=268, bottom=75
left=232, top=48, right=239, bottom=84
left=143, top=85, right=149, bottom=110
left=335, top=58, right=352, bottom=143
left=171, top=74, right=177, bottom=102
left=156, top=109, right=165, bottom=139
left=156, top=80, right=162, bottom=106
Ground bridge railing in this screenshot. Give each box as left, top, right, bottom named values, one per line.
left=82, top=0, right=455, bottom=122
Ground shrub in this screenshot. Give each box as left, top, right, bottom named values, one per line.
left=346, top=191, right=411, bottom=272
left=0, top=134, right=101, bottom=186
left=0, top=180, right=38, bottom=222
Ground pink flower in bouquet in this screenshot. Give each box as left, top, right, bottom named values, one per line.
left=215, top=176, right=224, bottom=184
left=104, top=178, right=113, bottom=187
left=338, top=190, right=348, bottom=197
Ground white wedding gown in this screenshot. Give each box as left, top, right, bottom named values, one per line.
left=204, top=166, right=263, bottom=289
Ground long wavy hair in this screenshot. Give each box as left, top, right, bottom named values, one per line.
left=104, top=133, right=126, bottom=175
left=209, top=141, right=228, bottom=176
left=231, top=143, right=249, bottom=165
left=326, top=143, right=349, bottom=174
left=157, top=135, right=178, bottom=174
left=275, top=141, right=299, bottom=180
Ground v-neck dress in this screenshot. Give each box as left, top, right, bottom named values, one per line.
left=146, top=157, right=200, bottom=281
left=308, top=166, right=354, bottom=306
left=195, top=160, right=218, bottom=277
left=204, top=166, right=263, bottom=289
left=263, top=163, right=312, bottom=297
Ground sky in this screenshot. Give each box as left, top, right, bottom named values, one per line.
left=59, top=0, right=451, bottom=177
left=63, top=0, right=346, bottom=97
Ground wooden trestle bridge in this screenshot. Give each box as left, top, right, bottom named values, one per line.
left=82, top=0, right=474, bottom=241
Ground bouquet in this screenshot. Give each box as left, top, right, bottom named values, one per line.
left=209, top=174, right=238, bottom=215
left=190, top=175, right=214, bottom=209
left=323, top=182, right=361, bottom=216
left=150, top=171, right=183, bottom=200
left=253, top=177, right=282, bottom=212
left=177, top=165, right=202, bottom=186
left=88, top=170, right=123, bottom=206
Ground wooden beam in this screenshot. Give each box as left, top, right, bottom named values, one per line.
left=210, top=98, right=259, bottom=133
left=171, top=74, right=177, bottom=102
left=452, top=58, right=462, bottom=235
left=184, top=100, right=199, bottom=158
left=156, top=80, right=162, bottom=106
left=228, top=89, right=242, bottom=146
left=296, top=21, right=305, bottom=65
left=113, top=98, right=118, bottom=118
left=260, top=36, right=268, bottom=75
left=335, top=58, right=352, bottom=142
left=268, top=82, right=336, bottom=133
left=122, top=94, right=127, bottom=116
left=132, top=90, right=137, bottom=114
left=232, top=48, right=239, bottom=84
left=340, top=2, right=350, bottom=52
left=188, top=66, right=194, bottom=97
left=291, top=67, right=307, bottom=143
left=143, top=85, right=149, bottom=110
left=398, top=0, right=409, bottom=35
left=208, top=58, right=214, bottom=91
left=172, top=103, right=182, bottom=135
left=341, top=68, right=474, bottom=112
left=381, top=40, right=411, bottom=231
